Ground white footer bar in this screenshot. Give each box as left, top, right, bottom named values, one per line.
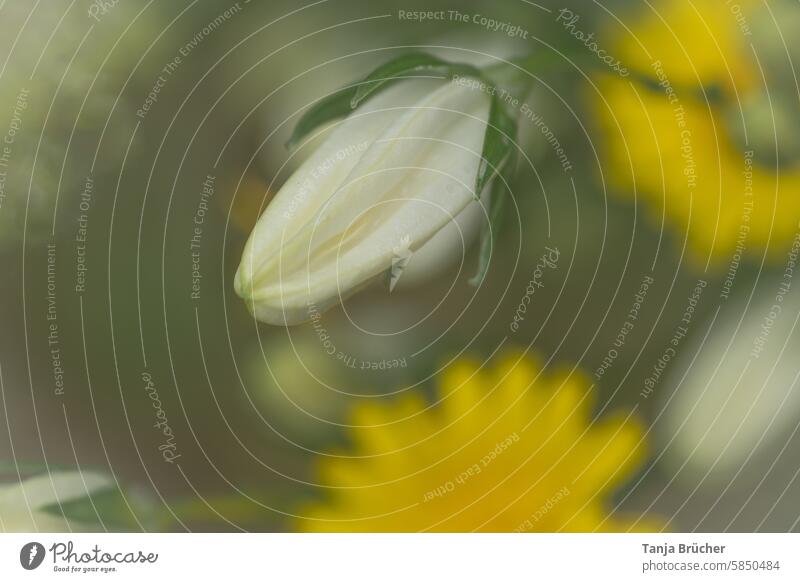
left=1, top=533, right=797, bottom=580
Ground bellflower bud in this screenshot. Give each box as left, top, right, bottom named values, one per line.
left=235, top=78, right=492, bottom=325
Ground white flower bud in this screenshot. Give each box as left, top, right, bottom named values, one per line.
left=235, top=78, right=492, bottom=325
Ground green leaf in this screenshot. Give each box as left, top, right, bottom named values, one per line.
left=41, top=486, right=154, bottom=531
left=475, top=96, right=517, bottom=200
left=285, top=85, right=359, bottom=150
left=469, top=146, right=517, bottom=287
left=41, top=486, right=295, bottom=532
left=349, top=52, right=482, bottom=110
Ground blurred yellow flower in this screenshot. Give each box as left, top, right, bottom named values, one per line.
left=594, top=0, right=799, bottom=263
left=296, top=353, right=659, bottom=532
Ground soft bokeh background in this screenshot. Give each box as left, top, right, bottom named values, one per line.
left=1, top=0, right=800, bottom=531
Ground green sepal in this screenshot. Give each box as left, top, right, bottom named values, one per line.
left=285, top=85, right=359, bottom=150
left=287, top=52, right=483, bottom=150
left=349, top=51, right=482, bottom=110
left=469, top=148, right=517, bottom=287
left=475, top=94, right=517, bottom=200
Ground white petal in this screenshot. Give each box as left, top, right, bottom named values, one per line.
left=397, top=189, right=490, bottom=288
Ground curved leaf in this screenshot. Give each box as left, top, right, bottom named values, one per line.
left=287, top=52, right=485, bottom=150
left=349, top=52, right=482, bottom=110
left=285, top=85, right=359, bottom=149
left=470, top=97, right=518, bottom=286
left=469, top=158, right=515, bottom=287
left=475, top=96, right=517, bottom=199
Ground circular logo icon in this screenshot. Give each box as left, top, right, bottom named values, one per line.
left=19, top=542, right=46, bottom=570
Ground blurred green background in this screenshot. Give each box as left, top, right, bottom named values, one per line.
left=2, top=0, right=800, bottom=532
